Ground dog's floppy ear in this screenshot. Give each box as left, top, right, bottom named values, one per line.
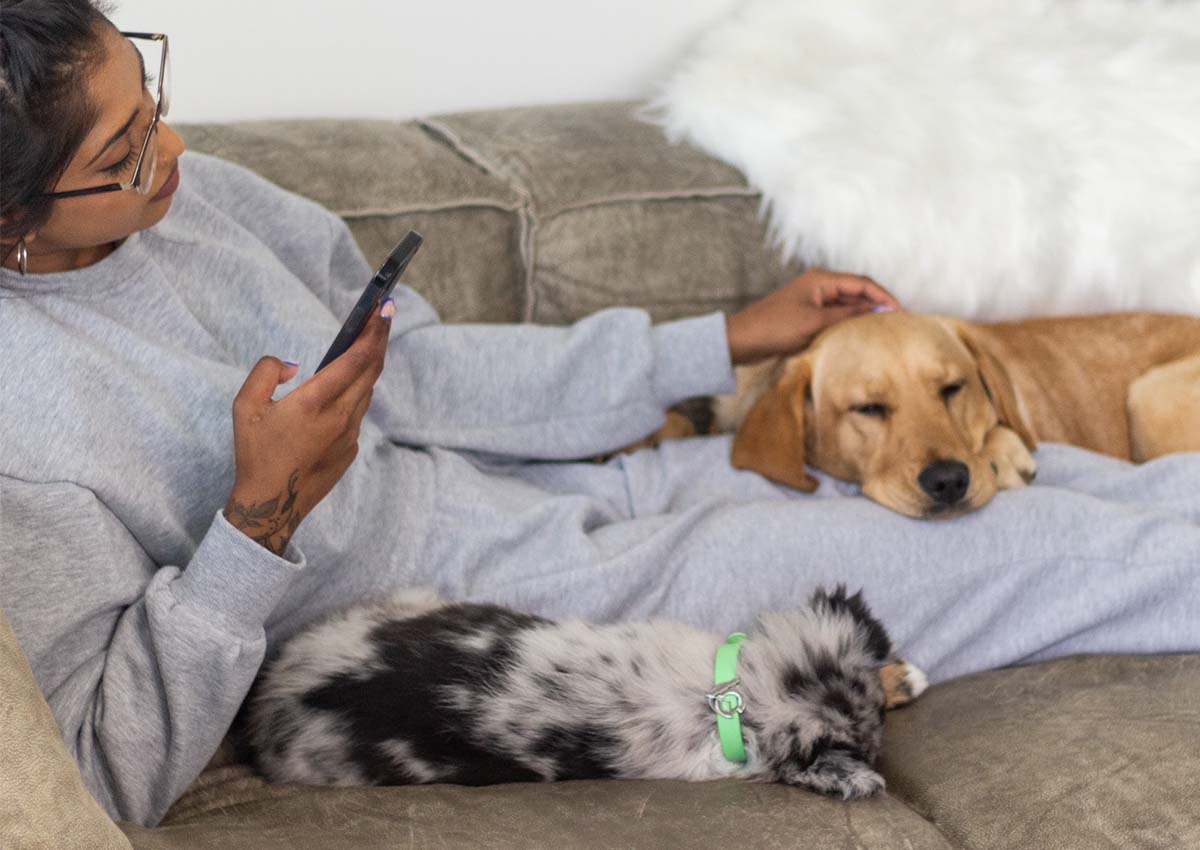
left=731, top=357, right=818, bottom=492
left=954, top=323, right=1037, bottom=451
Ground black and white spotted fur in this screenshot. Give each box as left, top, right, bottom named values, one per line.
left=245, top=586, right=925, bottom=799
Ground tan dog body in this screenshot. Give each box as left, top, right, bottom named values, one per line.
left=714, top=311, right=1200, bottom=518
left=972, top=314, right=1200, bottom=461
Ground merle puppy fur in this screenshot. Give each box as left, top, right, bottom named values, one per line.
left=245, top=586, right=926, bottom=799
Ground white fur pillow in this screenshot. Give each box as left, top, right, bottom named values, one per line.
left=650, top=0, right=1200, bottom=320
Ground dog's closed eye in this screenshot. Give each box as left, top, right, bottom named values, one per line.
left=850, top=403, right=889, bottom=418
left=940, top=382, right=965, bottom=401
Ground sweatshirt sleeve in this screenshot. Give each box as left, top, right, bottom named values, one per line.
left=0, top=477, right=305, bottom=827
left=184, top=150, right=738, bottom=458
left=371, top=294, right=737, bottom=458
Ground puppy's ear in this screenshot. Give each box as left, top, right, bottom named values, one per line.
left=731, top=357, right=817, bottom=492
left=954, top=323, right=1037, bottom=451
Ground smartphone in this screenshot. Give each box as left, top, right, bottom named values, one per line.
left=316, top=230, right=423, bottom=372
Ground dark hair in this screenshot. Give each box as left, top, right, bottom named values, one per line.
left=0, top=0, right=114, bottom=253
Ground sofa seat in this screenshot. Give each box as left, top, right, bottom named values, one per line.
left=122, top=774, right=948, bottom=850
left=115, top=653, right=1199, bottom=850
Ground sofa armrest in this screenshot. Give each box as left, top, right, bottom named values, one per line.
left=0, top=608, right=131, bottom=850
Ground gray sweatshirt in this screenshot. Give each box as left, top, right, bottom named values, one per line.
left=0, top=152, right=735, bottom=826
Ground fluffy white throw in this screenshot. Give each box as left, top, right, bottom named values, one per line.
left=651, top=0, right=1200, bottom=320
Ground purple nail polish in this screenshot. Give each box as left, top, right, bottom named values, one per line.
left=282, top=359, right=300, bottom=367
left=380, top=297, right=397, bottom=320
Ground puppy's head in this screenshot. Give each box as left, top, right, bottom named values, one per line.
left=732, top=311, right=1036, bottom=518
left=741, top=587, right=897, bottom=798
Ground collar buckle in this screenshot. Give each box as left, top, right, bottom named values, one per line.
left=707, top=676, right=747, bottom=719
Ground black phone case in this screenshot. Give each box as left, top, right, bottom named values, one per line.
left=316, top=230, right=423, bottom=372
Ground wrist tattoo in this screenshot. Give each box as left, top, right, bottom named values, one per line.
left=224, top=470, right=303, bottom=556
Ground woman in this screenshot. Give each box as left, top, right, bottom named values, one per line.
left=2, top=0, right=1198, bottom=828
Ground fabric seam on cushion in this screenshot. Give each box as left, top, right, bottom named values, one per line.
left=518, top=205, right=539, bottom=321
left=331, top=198, right=525, bottom=219
left=539, top=186, right=761, bottom=220
left=419, top=120, right=514, bottom=182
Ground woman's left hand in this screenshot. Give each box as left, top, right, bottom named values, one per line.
left=725, top=269, right=902, bottom=365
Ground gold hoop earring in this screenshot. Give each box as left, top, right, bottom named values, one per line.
left=16, top=239, right=28, bottom=276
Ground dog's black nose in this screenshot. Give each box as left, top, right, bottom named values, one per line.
left=918, top=460, right=970, bottom=505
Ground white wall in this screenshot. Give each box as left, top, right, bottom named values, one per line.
left=108, top=0, right=737, bottom=123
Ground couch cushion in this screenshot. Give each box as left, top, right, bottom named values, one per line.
left=423, top=101, right=805, bottom=323
left=181, top=105, right=803, bottom=328
left=0, top=608, right=132, bottom=850
left=177, top=120, right=526, bottom=323
left=120, top=767, right=951, bottom=850
left=880, top=653, right=1200, bottom=849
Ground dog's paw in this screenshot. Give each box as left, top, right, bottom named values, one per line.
left=879, top=660, right=928, bottom=710
left=784, top=750, right=886, bottom=800
left=984, top=425, right=1037, bottom=489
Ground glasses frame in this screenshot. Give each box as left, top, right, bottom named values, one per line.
left=35, top=32, right=169, bottom=201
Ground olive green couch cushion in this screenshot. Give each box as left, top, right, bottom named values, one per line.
left=179, top=101, right=802, bottom=328
left=882, top=653, right=1200, bottom=849
left=421, top=102, right=804, bottom=323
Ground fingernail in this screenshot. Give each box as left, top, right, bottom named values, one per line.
left=871, top=305, right=896, bottom=313
left=282, top=359, right=300, bottom=367
left=380, top=297, right=396, bottom=320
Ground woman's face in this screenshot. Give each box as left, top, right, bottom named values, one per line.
left=11, top=24, right=186, bottom=273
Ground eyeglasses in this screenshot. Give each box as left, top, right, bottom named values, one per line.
left=36, top=32, right=170, bottom=200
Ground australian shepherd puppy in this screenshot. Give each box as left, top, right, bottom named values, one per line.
left=245, top=586, right=926, bottom=799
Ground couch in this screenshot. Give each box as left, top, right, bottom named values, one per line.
left=4, top=101, right=1198, bottom=850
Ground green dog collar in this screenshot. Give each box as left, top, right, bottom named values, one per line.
left=707, top=632, right=748, bottom=763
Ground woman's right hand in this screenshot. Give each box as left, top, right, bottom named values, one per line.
left=223, top=300, right=396, bottom=555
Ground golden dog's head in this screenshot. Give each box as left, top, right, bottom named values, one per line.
left=731, top=311, right=1036, bottom=518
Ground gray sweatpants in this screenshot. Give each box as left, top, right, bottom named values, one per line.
left=417, top=439, right=1200, bottom=683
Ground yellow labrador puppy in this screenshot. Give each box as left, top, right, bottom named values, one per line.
left=711, top=311, right=1200, bottom=518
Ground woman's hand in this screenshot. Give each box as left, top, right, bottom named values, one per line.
left=725, top=269, right=902, bottom=365
left=223, top=300, right=396, bottom=555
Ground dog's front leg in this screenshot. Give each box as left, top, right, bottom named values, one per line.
left=983, top=425, right=1037, bottom=490
left=879, top=661, right=928, bottom=710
